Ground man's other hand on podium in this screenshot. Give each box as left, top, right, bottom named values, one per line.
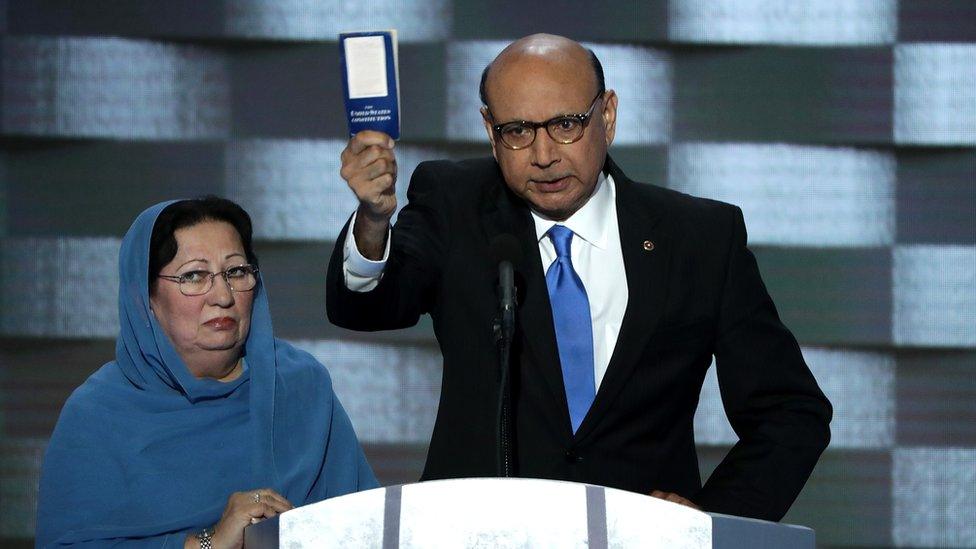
left=650, top=490, right=701, bottom=511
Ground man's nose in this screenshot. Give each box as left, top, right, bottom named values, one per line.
left=529, top=128, right=560, bottom=168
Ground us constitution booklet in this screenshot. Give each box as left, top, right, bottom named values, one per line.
left=339, top=30, right=401, bottom=139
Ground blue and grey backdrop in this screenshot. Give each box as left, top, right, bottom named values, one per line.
left=1, top=1, right=974, bottom=547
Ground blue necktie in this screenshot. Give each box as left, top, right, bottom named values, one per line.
left=545, top=225, right=595, bottom=434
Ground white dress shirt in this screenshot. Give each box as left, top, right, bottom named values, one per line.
left=343, top=173, right=628, bottom=390
left=342, top=210, right=391, bottom=293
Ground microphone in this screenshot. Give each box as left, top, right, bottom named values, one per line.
left=489, top=234, right=522, bottom=478
left=490, top=234, right=522, bottom=342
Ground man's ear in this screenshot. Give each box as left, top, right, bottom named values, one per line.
left=481, top=106, right=498, bottom=160
left=601, top=90, right=618, bottom=148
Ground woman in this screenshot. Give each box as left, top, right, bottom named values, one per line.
left=36, top=197, right=378, bottom=548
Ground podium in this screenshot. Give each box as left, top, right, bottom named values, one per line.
left=245, top=478, right=813, bottom=548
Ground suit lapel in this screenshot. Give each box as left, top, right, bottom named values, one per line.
left=482, top=172, right=570, bottom=425
left=574, top=157, right=672, bottom=442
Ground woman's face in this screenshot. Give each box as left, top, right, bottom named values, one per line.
left=150, top=220, right=254, bottom=373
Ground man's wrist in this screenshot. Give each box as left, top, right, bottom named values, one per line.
left=353, top=206, right=391, bottom=260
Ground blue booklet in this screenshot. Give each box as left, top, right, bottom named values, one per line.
left=339, top=30, right=401, bottom=139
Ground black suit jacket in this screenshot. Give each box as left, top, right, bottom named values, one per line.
left=326, top=156, right=831, bottom=521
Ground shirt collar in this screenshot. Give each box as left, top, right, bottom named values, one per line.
left=531, top=171, right=615, bottom=250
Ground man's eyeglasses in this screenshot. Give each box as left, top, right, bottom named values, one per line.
left=488, top=92, right=603, bottom=150
left=157, top=264, right=259, bottom=296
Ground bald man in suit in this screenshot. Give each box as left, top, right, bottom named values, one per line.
left=327, top=34, right=831, bottom=521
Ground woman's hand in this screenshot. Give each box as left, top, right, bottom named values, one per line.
left=202, top=488, right=294, bottom=549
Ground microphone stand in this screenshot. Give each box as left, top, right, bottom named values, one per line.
left=493, top=260, right=516, bottom=477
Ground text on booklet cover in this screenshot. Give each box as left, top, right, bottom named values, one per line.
left=340, top=30, right=401, bottom=139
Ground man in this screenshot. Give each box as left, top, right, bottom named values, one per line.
left=327, top=34, right=831, bottom=522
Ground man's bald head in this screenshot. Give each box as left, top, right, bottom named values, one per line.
left=478, top=34, right=605, bottom=111
left=476, top=34, right=619, bottom=221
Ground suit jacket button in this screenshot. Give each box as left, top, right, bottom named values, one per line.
left=565, top=450, right=582, bottom=463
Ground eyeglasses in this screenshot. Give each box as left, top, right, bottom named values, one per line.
left=489, top=92, right=603, bottom=150
left=157, top=264, right=259, bottom=296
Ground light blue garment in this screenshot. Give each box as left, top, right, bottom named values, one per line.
left=545, top=225, right=595, bottom=434
left=36, top=201, right=377, bottom=547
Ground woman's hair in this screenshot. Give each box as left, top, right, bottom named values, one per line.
left=148, top=196, right=259, bottom=292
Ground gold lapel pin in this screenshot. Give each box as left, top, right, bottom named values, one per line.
left=642, top=240, right=655, bottom=252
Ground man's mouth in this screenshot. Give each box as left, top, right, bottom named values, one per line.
left=532, top=175, right=572, bottom=192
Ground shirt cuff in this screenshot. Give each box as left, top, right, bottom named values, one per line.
left=343, top=211, right=391, bottom=292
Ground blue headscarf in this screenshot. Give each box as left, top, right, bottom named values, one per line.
left=36, top=201, right=377, bottom=547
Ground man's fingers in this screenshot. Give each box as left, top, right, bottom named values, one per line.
left=356, top=145, right=397, bottom=170
left=341, top=148, right=397, bottom=196
left=650, top=490, right=683, bottom=502
left=347, top=172, right=395, bottom=202
left=339, top=133, right=397, bottom=221
left=348, top=131, right=394, bottom=155
left=355, top=170, right=396, bottom=195
left=350, top=144, right=383, bottom=169
left=365, top=157, right=397, bottom=180
left=649, top=490, right=699, bottom=510
left=369, top=173, right=396, bottom=192
left=342, top=147, right=393, bottom=177
left=677, top=497, right=701, bottom=510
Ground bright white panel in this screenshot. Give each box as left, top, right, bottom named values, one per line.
left=446, top=41, right=672, bottom=145
left=693, top=359, right=736, bottom=445
left=291, top=339, right=441, bottom=444
left=0, top=237, right=119, bottom=338
left=279, top=487, right=385, bottom=547
left=894, top=44, right=976, bottom=146
left=588, top=43, right=672, bottom=146
left=669, top=143, right=896, bottom=247
left=445, top=40, right=507, bottom=142
left=400, top=478, right=588, bottom=548
left=225, top=0, right=451, bottom=42
left=226, top=140, right=444, bottom=240
left=893, top=245, right=976, bottom=348
left=1, top=37, right=229, bottom=139
left=804, top=348, right=894, bottom=449
left=695, top=347, right=893, bottom=448
left=893, top=448, right=976, bottom=548
left=605, top=486, right=711, bottom=548
left=668, top=0, right=897, bottom=45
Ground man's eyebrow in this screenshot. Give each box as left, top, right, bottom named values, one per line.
left=225, top=253, right=245, bottom=260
